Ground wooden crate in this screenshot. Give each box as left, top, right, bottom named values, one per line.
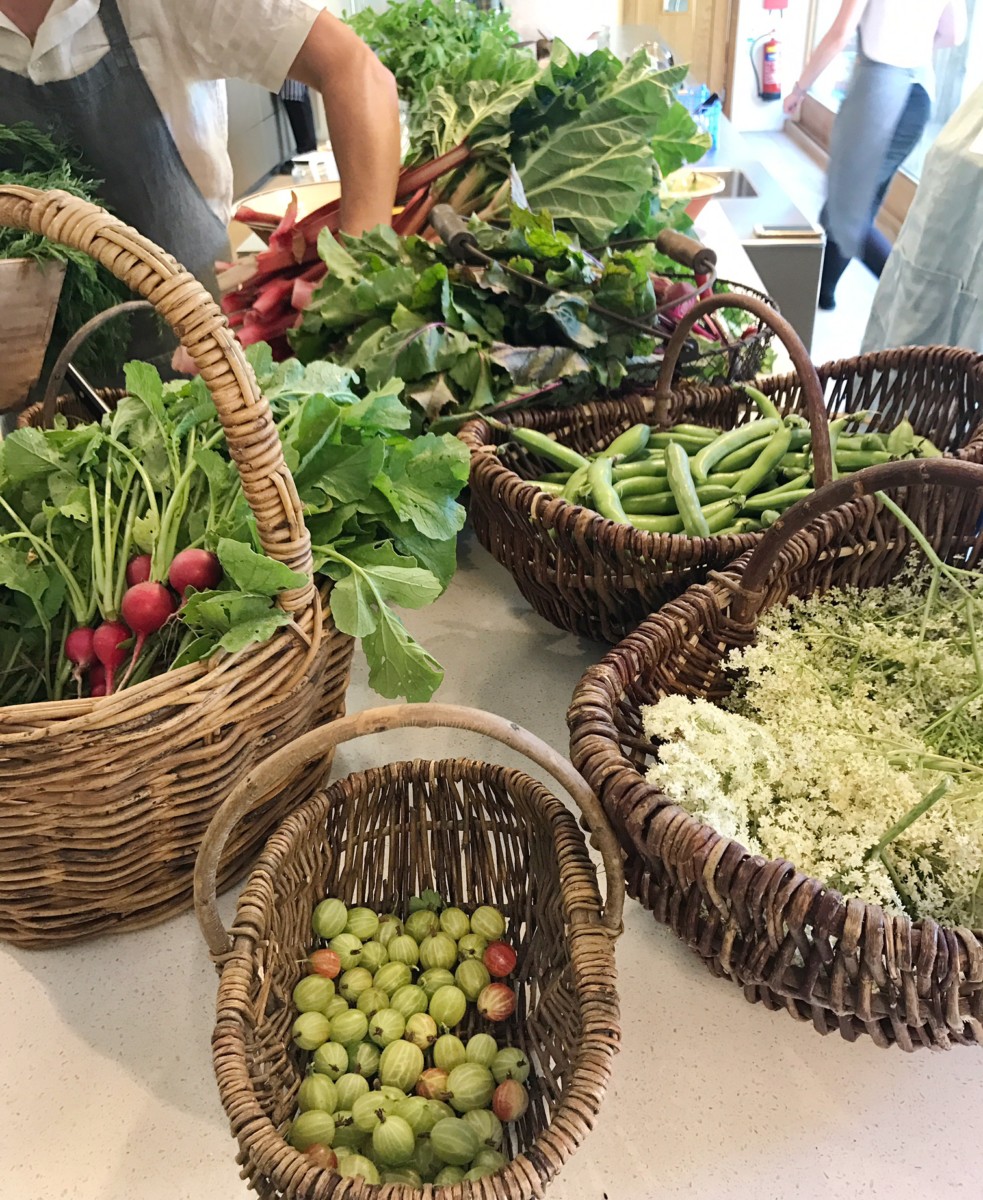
left=0, top=257, right=65, bottom=413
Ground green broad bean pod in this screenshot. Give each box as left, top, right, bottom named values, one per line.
left=743, top=385, right=782, bottom=423
left=602, top=423, right=651, bottom=460
left=666, top=442, right=711, bottom=537
left=615, top=475, right=673, bottom=498
left=733, top=424, right=793, bottom=496
left=693, top=420, right=782, bottom=480
left=587, top=457, right=630, bottom=524
left=711, top=432, right=776, bottom=476
left=611, top=458, right=667, bottom=481
left=621, top=484, right=736, bottom=516
left=741, top=488, right=813, bottom=514
left=510, top=427, right=590, bottom=473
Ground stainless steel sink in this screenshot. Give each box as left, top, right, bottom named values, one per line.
left=708, top=168, right=758, bottom=199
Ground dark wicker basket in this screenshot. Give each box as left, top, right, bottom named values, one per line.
left=195, top=704, right=622, bottom=1199
left=462, top=299, right=983, bottom=644
left=568, top=459, right=983, bottom=1051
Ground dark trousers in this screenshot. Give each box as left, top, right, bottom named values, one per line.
left=819, top=83, right=931, bottom=305
left=282, top=95, right=318, bottom=157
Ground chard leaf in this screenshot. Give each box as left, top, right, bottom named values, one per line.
left=217, top=539, right=309, bottom=597
left=374, top=433, right=469, bottom=541
left=488, top=343, right=590, bottom=387
left=299, top=438, right=386, bottom=505
left=0, top=427, right=65, bottom=485
left=0, top=544, right=49, bottom=601
left=179, top=589, right=294, bottom=653
left=362, top=605, right=444, bottom=702
left=123, top=361, right=166, bottom=425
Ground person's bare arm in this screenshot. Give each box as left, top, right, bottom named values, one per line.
left=935, top=0, right=968, bottom=49
left=290, top=11, right=400, bottom=235
left=784, top=0, right=867, bottom=118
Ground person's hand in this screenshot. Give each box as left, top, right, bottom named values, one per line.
left=171, top=345, right=199, bottom=376
left=784, top=83, right=805, bottom=118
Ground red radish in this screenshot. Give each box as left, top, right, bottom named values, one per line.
left=90, top=683, right=107, bottom=698
left=119, top=582, right=176, bottom=688
left=168, top=548, right=222, bottom=597
left=483, top=941, right=517, bottom=979
left=64, top=627, right=95, bottom=681
left=90, top=664, right=106, bottom=690
left=477, top=983, right=516, bottom=1022
left=415, top=1068, right=450, bottom=1100
left=125, top=554, right=152, bottom=586
left=304, top=1144, right=337, bottom=1170
left=309, top=949, right=341, bottom=979
left=492, top=1079, right=529, bottom=1123
left=92, top=620, right=130, bottom=695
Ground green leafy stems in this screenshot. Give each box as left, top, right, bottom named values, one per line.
left=0, top=346, right=469, bottom=706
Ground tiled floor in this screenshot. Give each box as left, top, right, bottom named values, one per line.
left=744, top=130, right=881, bottom=365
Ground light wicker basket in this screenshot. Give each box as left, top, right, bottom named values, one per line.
left=0, top=186, right=353, bottom=948
left=194, top=703, right=623, bottom=1198
left=569, top=458, right=983, bottom=1050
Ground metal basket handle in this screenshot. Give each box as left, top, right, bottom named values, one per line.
left=732, top=457, right=983, bottom=622
left=0, top=186, right=317, bottom=622
left=651, top=291, right=834, bottom=488
left=193, top=703, right=626, bottom=956
left=39, top=299, right=154, bottom=427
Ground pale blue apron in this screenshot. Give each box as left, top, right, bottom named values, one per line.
left=825, top=41, right=925, bottom=260
left=0, top=0, right=230, bottom=300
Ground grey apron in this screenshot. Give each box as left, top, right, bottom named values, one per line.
left=825, top=42, right=923, bottom=260
left=0, top=0, right=230, bottom=365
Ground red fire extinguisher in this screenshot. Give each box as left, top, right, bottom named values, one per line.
left=752, top=33, right=783, bottom=102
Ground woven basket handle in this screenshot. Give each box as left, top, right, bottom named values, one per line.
left=732, top=457, right=983, bottom=622
left=651, top=292, right=834, bottom=488
left=0, top=186, right=316, bottom=617
left=193, top=703, right=626, bottom=956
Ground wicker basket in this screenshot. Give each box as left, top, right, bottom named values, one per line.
left=461, top=293, right=837, bottom=644
left=194, top=703, right=623, bottom=1199
left=0, top=186, right=354, bottom=948
left=569, top=458, right=983, bottom=1051
left=461, top=291, right=983, bottom=644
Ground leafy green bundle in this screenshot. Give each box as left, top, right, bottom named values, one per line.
left=0, top=122, right=131, bottom=376
left=407, top=42, right=707, bottom=245
left=347, top=0, right=530, bottom=104
left=290, top=210, right=749, bottom=421
left=0, top=347, right=468, bottom=707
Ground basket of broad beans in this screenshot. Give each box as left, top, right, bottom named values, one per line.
left=194, top=704, right=622, bottom=1196
left=460, top=294, right=983, bottom=644
left=569, top=458, right=983, bottom=1051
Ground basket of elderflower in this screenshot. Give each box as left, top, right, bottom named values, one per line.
left=569, top=457, right=983, bottom=1050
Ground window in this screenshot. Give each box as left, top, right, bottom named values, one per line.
left=804, top=0, right=983, bottom=182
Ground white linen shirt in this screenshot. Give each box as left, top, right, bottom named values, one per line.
left=859, top=0, right=951, bottom=70
left=0, top=0, right=326, bottom=223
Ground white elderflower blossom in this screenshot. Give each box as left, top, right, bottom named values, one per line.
left=641, top=569, right=983, bottom=925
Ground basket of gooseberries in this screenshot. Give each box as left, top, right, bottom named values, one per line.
left=194, top=703, right=622, bottom=1197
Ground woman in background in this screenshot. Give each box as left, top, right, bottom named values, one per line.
left=784, top=0, right=967, bottom=311
left=862, top=81, right=983, bottom=353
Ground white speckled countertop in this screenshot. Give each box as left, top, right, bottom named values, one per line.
left=1, top=534, right=980, bottom=1200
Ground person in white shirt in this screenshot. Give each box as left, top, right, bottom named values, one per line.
left=784, top=0, right=967, bottom=311
left=0, top=0, right=400, bottom=298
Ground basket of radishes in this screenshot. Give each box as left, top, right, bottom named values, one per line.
left=0, top=186, right=361, bottom=947
left=194, top=703, right=622, bottom=1197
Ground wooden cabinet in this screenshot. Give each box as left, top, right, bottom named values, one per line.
left=619, top=0, right=734, bottom=94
